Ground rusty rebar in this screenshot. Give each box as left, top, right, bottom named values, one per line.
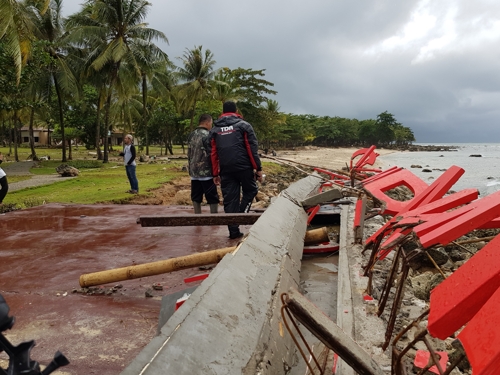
left=280, top=293, right=323, bottom=375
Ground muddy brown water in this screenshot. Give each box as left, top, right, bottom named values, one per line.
left=0, top=203, right=246, bottom=374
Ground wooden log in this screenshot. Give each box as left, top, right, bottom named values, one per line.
left=284, top=288, right=385, bottom=375
left=79, top=246, right=237, bottom=287
left=304, top=227, right=329, bottom=246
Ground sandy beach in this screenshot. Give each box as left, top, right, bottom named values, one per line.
left=265, top=146, right=396, bottom=171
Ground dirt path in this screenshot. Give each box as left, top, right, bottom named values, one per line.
left=1, top=161, right=69, bottom=192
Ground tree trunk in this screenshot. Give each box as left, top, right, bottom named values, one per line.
left=103, top=92, right=111, bottom=163
left=68, top=138, right=73, bottom=160
left=13, top=112, right=19, bottom=162
left=28, top=107, right=38, bottom=161
left=53, top=73, right=66, bottom=162
left=142, top=74, right=149, bottom=156
left=188, top=99, right=197, bottom=132
left=8, top=121, right=12, bottom=156
left=96, top=89, right=103, bottom=160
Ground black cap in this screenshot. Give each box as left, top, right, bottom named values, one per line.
left=222, top=101, right=237, bottom=113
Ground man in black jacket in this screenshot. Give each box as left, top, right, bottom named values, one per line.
left=209, top=101, right=263, bottom=239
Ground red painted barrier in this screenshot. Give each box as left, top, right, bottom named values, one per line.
left=416, top=190, right=500, bottom=247
left=428, top=234, right=500, bottom=339
left=184, top=274, right=209, bottom=283
left=362, top=169, right=429, bottom=215
left=364, top=167, right=468, bottom=247
left=458, top=286, right=500, bottom=375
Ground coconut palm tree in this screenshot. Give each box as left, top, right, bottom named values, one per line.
left=176, top=45, right=216, bottom=132
left=0, top=0, right=49, bottom=83
left=134, top=43, right=170, bottom=155
left=65, top=0, right=168, bottom=162
left=30, top=0, right=79, bottom=161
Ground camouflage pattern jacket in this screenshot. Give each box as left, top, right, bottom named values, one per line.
left=187, top=127, right=212, bottom=179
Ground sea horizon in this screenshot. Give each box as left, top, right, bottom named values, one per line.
left=379, top=142, right=500, bottom=196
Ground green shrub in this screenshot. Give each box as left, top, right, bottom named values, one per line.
left=65, top=160, right=103, bottom=169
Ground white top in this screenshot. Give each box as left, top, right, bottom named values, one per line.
left=123, top=144, right=136, bottom=166
left=0, top=168, right=5, bottom=179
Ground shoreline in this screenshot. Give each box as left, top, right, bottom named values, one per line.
left=272, top=146, right=397, bottom=171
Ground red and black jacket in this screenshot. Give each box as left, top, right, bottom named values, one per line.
left=208, top=113, right=262, bottom=177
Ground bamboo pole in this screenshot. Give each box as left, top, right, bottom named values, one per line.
left=453, top=236, right=496, bottom=246
left=304, top=227, right=329, bottom=246
left=79, top=246, right=237, bottom=288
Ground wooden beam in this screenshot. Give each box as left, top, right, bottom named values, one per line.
left=284, top=288, right=385, bottom=375
left=136, top=213, right=261, bottom=227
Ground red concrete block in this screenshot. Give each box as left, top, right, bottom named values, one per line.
left=184, top=274, right=209, bottom=283
left=303, top=243, right=339, bottom=254
left=364, top=167, right=468, bottom=246
left=458, top=286, right=500, bottom=375
left=414, top=350, right=448, bottom=375
left=362, top=169, right=429, bottom=215
left=306, top=205, right=321, bottom=225
left=428, top=234, right=500, bottom=340
left=417, top=190, right=500, bottom=248
left=350, top=145, right=378, bottom=170
left=361, top=166, right=400, bottom=185
left=354, top=198, right=364, bottom=228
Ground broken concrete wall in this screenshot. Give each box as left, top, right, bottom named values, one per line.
left=121, top=176, right=321, bottom=375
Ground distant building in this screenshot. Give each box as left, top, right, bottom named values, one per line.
left=20, top=127, right=53, bottom=146
left=19, top=127, right=139, bottom=148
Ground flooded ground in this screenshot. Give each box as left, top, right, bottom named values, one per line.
left=0, top=203, right=248, bottom=374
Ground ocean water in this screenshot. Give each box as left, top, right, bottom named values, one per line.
left=378, top=143, right=500, bottom=197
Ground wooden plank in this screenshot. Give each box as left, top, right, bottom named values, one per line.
left=136, top=213, right=261, bottom=227
left=285, top=288, right=385, bottom=375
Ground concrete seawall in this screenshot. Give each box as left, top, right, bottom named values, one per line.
left=122, top=175, right=322, bottom=374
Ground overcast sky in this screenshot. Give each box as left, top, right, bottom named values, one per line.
left=62, top=0, right=500, bottom=143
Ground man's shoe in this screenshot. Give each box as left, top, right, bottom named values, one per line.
left=130, top=190, right=138, bottom=194
left=229, top=232, right=244, bottom=240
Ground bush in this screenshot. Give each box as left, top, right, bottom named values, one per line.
left=66, top=160, right=103, bottom=169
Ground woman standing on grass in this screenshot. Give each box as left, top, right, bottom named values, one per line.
left=0, top=153, right=8, bottom=205
left=119, top=134, right=138, bottom=194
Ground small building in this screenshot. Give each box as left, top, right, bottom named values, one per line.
left=20, top=127, right=53, bottom=146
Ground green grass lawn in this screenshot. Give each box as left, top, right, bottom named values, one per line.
left=0, top=145, right=187, bottom=163
left=1, top=144, right=282, bottom=211
left=6, top=160, right=188, bottom=208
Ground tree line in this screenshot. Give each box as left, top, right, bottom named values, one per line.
left=0, top=0, right=415, bottom=162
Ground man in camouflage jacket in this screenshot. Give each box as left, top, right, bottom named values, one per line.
left=187, top=114, right=220, bottom=214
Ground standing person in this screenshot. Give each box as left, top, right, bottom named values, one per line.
left=119, top=134, right=138, bottom=194
left=209, top=101, right=263, bottom=239
left=0, top=153, right=8, bottom=206
left=187, top=114, right=220, bottom=214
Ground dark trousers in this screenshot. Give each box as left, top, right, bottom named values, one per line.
left=220, top=169, right=258, bottom=236
left=191, top=179, right=220, bottom=204
left=0, top=176, right=8, bottom=203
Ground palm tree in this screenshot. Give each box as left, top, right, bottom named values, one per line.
left=31, top=0, right=79, bottom=161
left=0, top=0, right=49, bottom=83
left=176, top=46, right=216, bottom=132
left=134, top=43, right=170, bottom=155
left=66, top=0, right=168, bottom=163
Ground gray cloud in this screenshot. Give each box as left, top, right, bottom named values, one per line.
left=62, top=0, right=500, bottom=142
